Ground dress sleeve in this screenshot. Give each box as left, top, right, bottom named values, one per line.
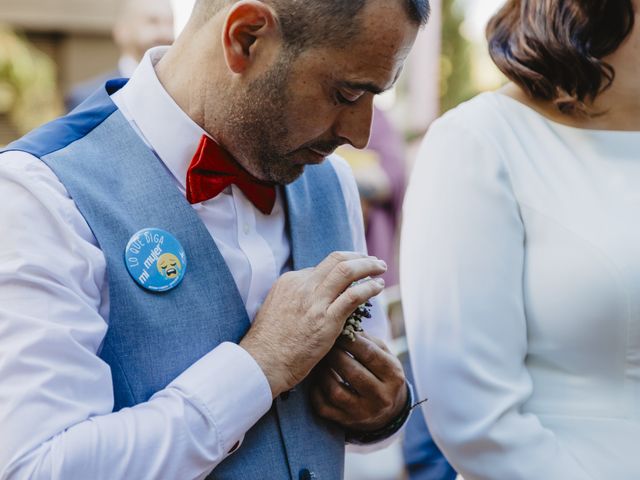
left=400, top=118, right=593, bottom=479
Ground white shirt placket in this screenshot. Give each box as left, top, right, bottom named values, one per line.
left=231, top=185, right=279, bottom=322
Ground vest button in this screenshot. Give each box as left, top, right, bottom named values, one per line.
left=299, top=468, right=313, bottom=480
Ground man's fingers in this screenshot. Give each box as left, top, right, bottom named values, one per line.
left=327, top=277, right=385, bottom=323
left=317, top=368, right=358, bottom=409
left=310, top=374, right=354, bottom=423
left=325, top=347, right=380, bottom=397
left=313, top=253, right=386, bottom=303
left=318, top=257, right=386, bottom=303
left=312, top=251, right=367, bottom=280
left=336, top=333, right=400, bottom=382
left=354, top=330, right=391, bottom=354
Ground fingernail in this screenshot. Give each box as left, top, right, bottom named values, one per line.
left=378, top=260, right=387, bottom=269
left=375, top=277, right=385, bottom=288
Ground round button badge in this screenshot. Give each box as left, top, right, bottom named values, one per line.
left=124, top=228, right=187, bottom=292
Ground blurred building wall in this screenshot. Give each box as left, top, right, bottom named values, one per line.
left=1, top=0, right=123, bottom=143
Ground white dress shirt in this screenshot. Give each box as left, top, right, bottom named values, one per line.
left=402, top=92, right=640, bottom=479
left=0, top=47, right=388, bottom=480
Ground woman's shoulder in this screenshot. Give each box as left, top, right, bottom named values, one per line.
left=431, top=91, right=524, bottom=139
left=420, top=91, right=546, bottom=169
left=420, top=92, right=515, bottom=157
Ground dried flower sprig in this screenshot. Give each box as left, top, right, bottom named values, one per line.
left=342, top=301, right=372, bottom=342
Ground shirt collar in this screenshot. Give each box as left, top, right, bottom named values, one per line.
left=114, top=46, right=208, bottom=190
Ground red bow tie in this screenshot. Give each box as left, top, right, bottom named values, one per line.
left=186, top=135, right=276, bottom=214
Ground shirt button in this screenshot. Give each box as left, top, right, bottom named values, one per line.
left=243, top=223, right=250, bottom=235
left=299, top=468, right=314, bottom=480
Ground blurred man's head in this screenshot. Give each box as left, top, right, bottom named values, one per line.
left=113, top=0, right=175, bottom=62
left=158, top=0, right=428, bottom=184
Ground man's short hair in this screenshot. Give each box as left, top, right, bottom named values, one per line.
left=195, top=0, right=429, bottom=53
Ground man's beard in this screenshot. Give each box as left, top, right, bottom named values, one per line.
left=221, top=54, right=304, bottom=185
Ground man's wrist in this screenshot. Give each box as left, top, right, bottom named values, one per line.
left=345, top=382, right=412, bottom=444
left=239, top=337, right=286, bottom=399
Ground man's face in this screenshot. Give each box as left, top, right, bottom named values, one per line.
left=220, top=2, right=418, bottom=185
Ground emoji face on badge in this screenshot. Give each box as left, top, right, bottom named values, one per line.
left=157, top=253, right=182, bottom=279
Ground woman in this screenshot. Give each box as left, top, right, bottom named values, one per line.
left=402, top=1, right=640, bottom=479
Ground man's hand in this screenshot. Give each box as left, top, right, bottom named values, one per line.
left=310, top=331, right=407, bottom=432
left=240, top=252, right=387, bottom=399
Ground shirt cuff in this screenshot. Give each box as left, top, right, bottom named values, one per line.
left=168, top=341, right=273, bottom=455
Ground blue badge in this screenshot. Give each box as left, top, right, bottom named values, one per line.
left=124, top=228, right=187, bottom=292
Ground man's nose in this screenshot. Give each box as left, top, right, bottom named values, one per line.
left=333, top=97, right=374, bottom=150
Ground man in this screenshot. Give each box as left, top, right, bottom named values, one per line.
left=65, top=0, right=175, bottom=111
left=0, top=0, right=428, bottom=478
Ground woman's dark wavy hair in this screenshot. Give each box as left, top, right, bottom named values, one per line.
left=486, top=0, right=635, bottom=115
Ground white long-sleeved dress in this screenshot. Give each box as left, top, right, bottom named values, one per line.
left=402, top=91, right=640, bottom=480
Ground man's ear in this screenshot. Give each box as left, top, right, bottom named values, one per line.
left=222, top=0, right=279, bottom=74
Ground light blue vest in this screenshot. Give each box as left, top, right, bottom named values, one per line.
left=4, top=80, right=354, bottom=479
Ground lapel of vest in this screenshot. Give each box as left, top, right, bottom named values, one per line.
left=285, top=161, right=354, bottom=268
left=274, top=163, right=354, bottom=478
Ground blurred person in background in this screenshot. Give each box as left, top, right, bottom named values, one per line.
left=0, top=0, right=428, bottom=478
left=65, top=0, right=174, bottom=111
left=338, top=106, right=406, bottom=286
left=403, top=0, right=640, bottom=478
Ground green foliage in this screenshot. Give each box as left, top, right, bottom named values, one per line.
left=440, top=0, right=477, bottom=112
left=0, top=26, right=61, bottom=136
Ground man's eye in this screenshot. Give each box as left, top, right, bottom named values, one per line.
left=335, top=90, right=360, bottom=105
